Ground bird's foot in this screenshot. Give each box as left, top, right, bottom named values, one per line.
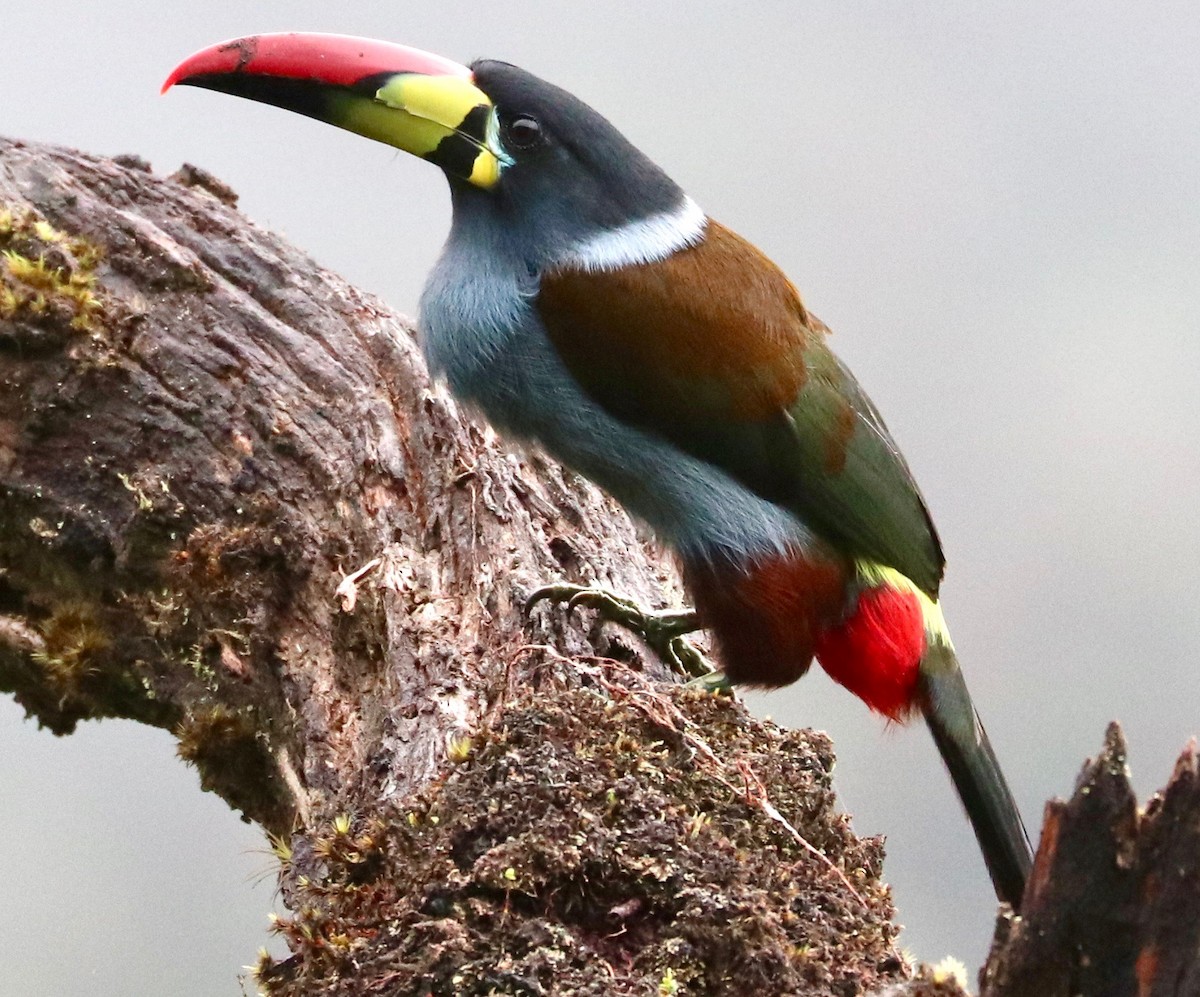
left=526, top=583, right=717, bottom=681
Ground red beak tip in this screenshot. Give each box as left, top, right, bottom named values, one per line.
left=161, top=33, right=473, bottom=101
left=161, top=59, right=196, bottom=95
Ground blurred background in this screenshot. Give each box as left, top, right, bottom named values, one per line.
left=3, top=2, right=1198, bottom=992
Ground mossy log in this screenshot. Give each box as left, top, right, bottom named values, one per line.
left=0, top=137, right=932, bottom=995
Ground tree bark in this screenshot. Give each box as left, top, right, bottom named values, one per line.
left=980, top=722, right=1200, bottom=997
left=0, top=138, right=917, bottom=996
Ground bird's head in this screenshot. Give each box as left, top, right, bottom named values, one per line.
left=164, top=34, right=692, bottom=265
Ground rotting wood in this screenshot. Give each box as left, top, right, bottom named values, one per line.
left=981, top=722, right=1200, bottom=997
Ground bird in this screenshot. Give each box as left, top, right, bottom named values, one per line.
left=164, top=32, right=1033, bottom=908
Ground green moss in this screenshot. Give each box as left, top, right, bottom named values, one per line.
left=182, top=643, right=218, bottom=692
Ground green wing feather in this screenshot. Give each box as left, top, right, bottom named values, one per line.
left=776, top=341, right=945, bottom=595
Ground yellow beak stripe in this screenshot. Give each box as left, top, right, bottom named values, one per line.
left=375, top=75, right=503, bottom=188
left=321, top=74, right=502, bottom=188
left=326, top=93, right=451, bottom=154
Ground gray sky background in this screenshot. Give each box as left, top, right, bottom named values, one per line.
left=3, top=2, right=1198, bottom=992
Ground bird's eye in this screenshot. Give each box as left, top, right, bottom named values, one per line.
left=505, top=115, right=543, bottom=149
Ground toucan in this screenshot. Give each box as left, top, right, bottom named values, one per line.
left=164, top=33, right=1033, bottom=908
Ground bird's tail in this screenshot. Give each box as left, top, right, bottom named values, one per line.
left=814, top=560, right=1033, bottom=906
left=918, top=639, right=1033, bottom=909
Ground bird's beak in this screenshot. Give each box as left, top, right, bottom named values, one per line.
left=163, top=33, right=507, bottom=188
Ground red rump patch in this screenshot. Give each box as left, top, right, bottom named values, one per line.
left=814, top=585, right=926, bottom=721
left=684, top=548, right=847, bottom=689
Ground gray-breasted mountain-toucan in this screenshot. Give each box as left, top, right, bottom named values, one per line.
left=165, top=32, right=1032, bottom=908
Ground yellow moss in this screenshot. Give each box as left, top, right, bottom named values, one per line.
left=267, top=832, right=294, bottom=865
left=447, top=733, right=474, bottom=763
left=931, top=956, right=968, bottom=987
left=4, top=250, right=61, bottom=291
left=0, top=284, right=22, bottom=318
left=116, top=471, right=155, bottom=512
left=33, top=602, right=113, bottom=685
left=32, top=219, right=64, bottom=243
left=248, top=947, right=274, bottom=983
left=175, top=705, right=255, bottom=764
left=310, top=815, right=388, bottom=879
left=0, top=203, right=107, bottom=333
left=70, top=239, right=105, bottom=270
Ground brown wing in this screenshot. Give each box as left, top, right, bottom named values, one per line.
left=537, top=220, right=945, bottom=594
left=539, top=221, right=812, bottom=427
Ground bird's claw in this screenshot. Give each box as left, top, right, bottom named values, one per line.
left=527, top=582, right=718, bottom=682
